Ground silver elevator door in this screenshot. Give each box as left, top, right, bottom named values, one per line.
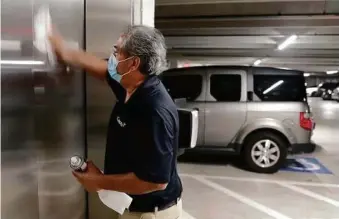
left=1, top=0, right=86, bottom=219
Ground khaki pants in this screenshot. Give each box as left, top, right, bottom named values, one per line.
left=118, top=199, right=182, bottom=219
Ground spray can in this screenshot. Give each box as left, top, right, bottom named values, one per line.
left=69, top=155, right=87, bottom=172
left=68, top=155, right=133, bottom=214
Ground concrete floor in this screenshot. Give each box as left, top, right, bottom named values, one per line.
left=179, top=98, right=339, bottom=219
left=4, top=98, right=336, bottom=219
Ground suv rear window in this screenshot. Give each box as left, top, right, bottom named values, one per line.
left=254, top=74, right=306, bottom=101
left=161, top=75, right=202, bottom=101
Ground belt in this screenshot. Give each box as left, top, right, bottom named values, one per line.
left=128, top=197, right=181, bottom=213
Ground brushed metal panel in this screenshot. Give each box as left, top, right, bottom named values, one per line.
left=86, top=0, right=131, bottom=219
left=86, top=0, right=131, bottom=58
left=1, top=0, right=40, bottom=218
left=32, top=1, right=86, bottom=219
left=1, top=1, right=86, bottom=219
left=85, top=0, right=132, bottom=164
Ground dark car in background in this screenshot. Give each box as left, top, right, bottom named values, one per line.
left=310, top=83, right=327, bottom=97
left=331, top=84, right=339, bottom=102
left=306, top=86, right=319, bottom=97
left=321, top=82, right=339, bottom=100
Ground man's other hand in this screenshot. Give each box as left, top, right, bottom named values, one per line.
left=72, top=160, right=103, bottom=193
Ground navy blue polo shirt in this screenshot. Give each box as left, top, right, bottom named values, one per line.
left=104, top=72, right=182, bottom=212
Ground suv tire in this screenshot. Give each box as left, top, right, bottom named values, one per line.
left=243, top=131, right=288, bottom=174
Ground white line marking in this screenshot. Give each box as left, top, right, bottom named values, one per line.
left=182, top=210, right=197, bottom=219
left=192, top=176, right=292, bottom=219
left=180, top=173, right=339, bottom=188
left=277, top=183, right=339, bottom=207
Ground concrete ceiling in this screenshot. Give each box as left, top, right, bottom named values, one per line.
left=155, top=0, right=339, bottom=75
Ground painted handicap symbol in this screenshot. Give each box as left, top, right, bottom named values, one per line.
left=280, top=157, right=333, bottom=174
left=288, top=158, right=321, bottom=171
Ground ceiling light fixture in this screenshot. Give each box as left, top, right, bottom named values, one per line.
left=253, top=59, right=262, bottom=66
left=0, top=60, right=45, bottom=65
left=304, top=73, right=310, bottom=77
left=326, top=70, right=338, bottom=75
left=277, top=35, right=298, bottom=50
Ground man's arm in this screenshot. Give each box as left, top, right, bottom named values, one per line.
left=49, top=31, right=108, bottom=80
left=95, top=172, right=167, bottom=195
left=64, top=49, right=108, bottom=80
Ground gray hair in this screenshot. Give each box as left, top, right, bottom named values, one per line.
left=120, top=25, right=169, bottom=76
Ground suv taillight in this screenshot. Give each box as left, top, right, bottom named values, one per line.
left=300, top=112, right=313, bottom=131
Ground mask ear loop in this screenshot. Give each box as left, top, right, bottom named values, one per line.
left=118, top=56, right=135, bottom=64
left=121, top=70, right=132, bottom=78
left=118, top=56, right=136, bottom=78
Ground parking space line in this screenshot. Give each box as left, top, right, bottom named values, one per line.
left=192, top=176, right=292, bottom=219
left=277, top=183, right=339, bottom=207
left=180, top=173, right=339, bottom=188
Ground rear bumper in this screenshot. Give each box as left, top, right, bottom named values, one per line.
left=290, top=142, right=316, bottom=154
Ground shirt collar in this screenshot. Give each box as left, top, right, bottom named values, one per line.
left=122, top=75, right=159, bottom=104
left=139, top=75, right=159, bottom=89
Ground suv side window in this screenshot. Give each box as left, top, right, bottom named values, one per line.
left=210, top=74, right=241, bottom=101
left=253, top=74, right=306, bottom=101
left=161, top=75, right=202, bottom=101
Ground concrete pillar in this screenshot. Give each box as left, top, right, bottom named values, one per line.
left=132, top=0, right=155, bottom=27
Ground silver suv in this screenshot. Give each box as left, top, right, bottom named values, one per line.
left=161, top=66, right=316, bottom=174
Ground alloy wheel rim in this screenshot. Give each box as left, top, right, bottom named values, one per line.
left=251, top=139, right=280, bottom=168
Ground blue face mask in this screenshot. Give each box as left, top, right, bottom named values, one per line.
left=107, top=55, right=134, bottom=83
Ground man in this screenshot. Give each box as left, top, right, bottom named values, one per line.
left=49, top=25, right=183, bottom=219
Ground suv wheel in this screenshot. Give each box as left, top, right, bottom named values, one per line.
left=243, top=132, right=288, bottom=174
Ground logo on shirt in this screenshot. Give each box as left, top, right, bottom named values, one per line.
left=116, top=116, right=126, bottom=127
